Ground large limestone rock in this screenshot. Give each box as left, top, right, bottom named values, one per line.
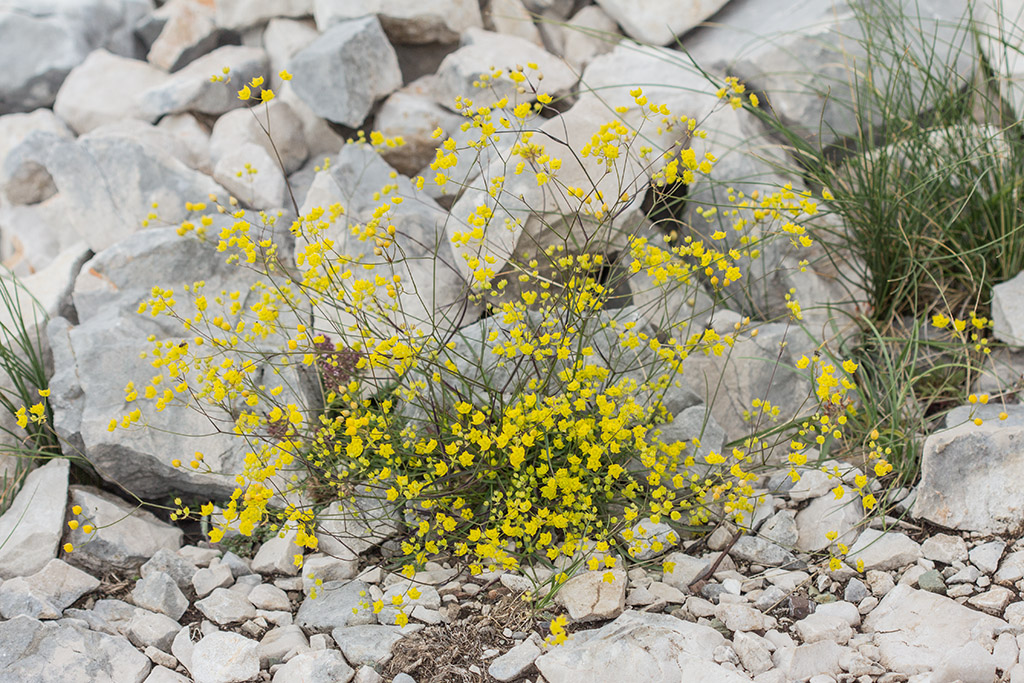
left=49, top=228, right=305, bottom=499
left=42, top=131, right=226, bottom=252
left=139, top=45, right=269, bottom=119
left=216, top=0, right=313, bottom=31
left=0, top=458, right=68, bottom=579
left=863, top=584, right=1008, bottom=676
left=912, top=404, right=1024, bottom=534
left=64, top=486, right=182, bottom=574
left=289, top=16, right=402, bottom=127
left=313, top=0, right=483, bottom=43
left=534, top=611, right=748, bottom=683
left=53, top=49, right=168, bottom=135
left=0, top=108, right=72, bottom=205
left=0, top=0, right=152, bottom=114
left=993, top=269, right=1024, bottom=346
left=594, top=0, right=730, bottom=46
left=0, top=614, right=151, bottom=682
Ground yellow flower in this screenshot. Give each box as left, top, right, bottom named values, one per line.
left=261, top=89, right=275, bottom=103
left=841, top=359, right=858, bottom=374
left=63, top=543, right=73, bottom=553
left=237, top=85, right=251, bottom=101
left=279, top=69, right=292, bottom=81
left=931, top=313, right=949, bottom=329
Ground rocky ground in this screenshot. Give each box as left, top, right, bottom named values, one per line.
left=3, top=0, right=1024, bottom=682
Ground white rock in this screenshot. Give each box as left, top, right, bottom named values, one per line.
left=259, top=624, right=310, bottom=667
left=485, top=0, right=542, bottom=45
left=64, top=486, right=183, bottom=574
left=561, top=5, right=621, bottom=71
left=248, top=583, right=291, bottom=612
left=862, top=584, right=1008, bottom=675
left=331, top=624, right=403, bottom=667
left=732, top=631, right=773, bottom=676
left=714, top=602, right=776, bottom=633
left=212, top=141, right=287, bottom=209
left=209, top=100, right=308, bottom=176
left=489, top=637, right=541, bottom=682
left=969, top=586, right=1015, bottom=614
left=0, top=558, right=99, bottom=619
left=132, top=571, right=189, bottom=621
left=140, top=46, right=269, bottom=119
left=771, top=641, right=844, bottom=680
left=813, top=600, right=860, bottom=627
left=996, top=550, right=1024, bottom=584
left=432, top=29, right=578, bottom=109
left=289, top=16, right=402, bottom=127
left=142, top=548, right=199, bottom=592
left=251, top=526, right=305, bottom=576
left=931, top=640, right=998, bottom=683
left=190, top=631, right=260, bottom=683
left=128, top=609, right=182, bottom=652
left=147, top=0, right=227, bottom=72
left=271, top=649, right=354, bottom=683
left=661, top=552, right=710, bottom=590
left=216, top=0, right=314, bottom=31
left=913, top=404, right=1024, bottom=534
left=535, top=611, right=746, bottom=683
left=555, top=569, right=627, bottom=622
left=193, top=563, right=234, bottom=598
left=313, top=0, right=483, bottom=43
left=0, top=458, right=68, bottom=578
left=994, top=269, right=1024, bottom=345
left=195, top=588, right=257, bottom=626
left=920, top=533, right=969, bottom=564
left=594, top=0, right=729, bottom=45
left=301, top=554, right=359, bottom=594
left=971, top=539, right=1007, bottom=574
left=793, top=612, right=852, bottom=645
left=846, top=528, right=922, bottom=571
left=145, top=665, right=191, bottom=683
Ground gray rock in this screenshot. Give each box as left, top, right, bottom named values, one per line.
left=714, top=602, right=776, bottom=633
left=488, top=636, right=541, bottom=681
left=759, top=510, right=798, bottom=548
left=863, top=584, right=1008, bottom=676
left=133, top=572, right=189, bottom=621
left=920, top=533, right=969, bottom=565
left=917, top=569, right=946, bottom=594
left=139, top=46, right=269, bottom=119
left=593, top=0, right=728, bottom=45
left=686, top=323, right=817, bottom=443
left=0, top=109, right=72, bottom=205
left=0, top=458, right=68, bottom=578
left=190, top=631, right=260, bottom=683
left=913, top=404, right=1024, bottom=534
left=43, top=132, right=226, bottom=253
left=212, top=141, right=287, bottom=209
left=296, top=580, right=375, bottom=631
left=0, top=0, right=152, bottom=114
left=127, top=609, right=182, bottom=652
left=661, top=552, right=711, bottom=590
left=730, top=535, right=800, bottom=568
left=793, top=612, right=853, bottom=645
left=994, top=269, right=1024, bottom=345
left=771, top=641, right=844, bottom=680
left=247, top=583, right=290, bottom=611
left=216, top=0, right=313, bottom=31
left=378, top=581, right=441, bottom=625
left=53, top=49, right=167, bottom=135
left=314, top=0, right=482, bottom=43
left=969, top=586, right=1015, bottom=615
left=144, top=665, right=191, bottom=683
left=535, top=610, right=747, bottom=682
left=996, top=550, right=1024, bottom=584
left=796, top=487, right=863, bottom=552
left=845, top=528, right=922, bottom=571
left=844, top=578, right=869, bottom=603
left=271, top=649, right=354, bottom=683
left=560, top=5, right=620, bottom=71
left=374, top=86, right=463, bottom=176
left=0, top=614, right=151, bottom=682
left=0, top=558, right=99, bottom=619
left=195, top=587, right=257, bottom=625
left=209, top=99, right=308, bottom=176
left=970, top=539, right=1007, bottom=575
left=432, top=28, right=577, bottom=109
left=554, top=569, right=627, bottom=623
left=64, top=486, right=182, bottom=574
left=259, top=625, right=310, bottom=667
left=141, top=548, right=199, bottom=592
left=147, top=0, right=232, bottom=72
left=289, top=16, right=401, bottom=127
left=251, top=527, right=304, bottom=576
left=301, top=554, right=359, bottom=593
